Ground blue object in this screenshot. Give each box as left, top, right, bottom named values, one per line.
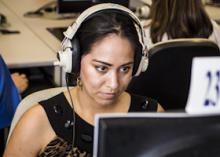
left=0, top=55, right=20, bottom=129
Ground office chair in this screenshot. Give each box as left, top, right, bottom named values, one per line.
left=127, top=38, right=220, bottom=110
left=6, top=87, right=68, bottom=143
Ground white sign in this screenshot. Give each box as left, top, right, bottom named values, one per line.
left=186, top=57, right=220, bottom=114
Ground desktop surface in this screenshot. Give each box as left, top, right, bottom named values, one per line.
left=93, top=113, right=220, bottom=157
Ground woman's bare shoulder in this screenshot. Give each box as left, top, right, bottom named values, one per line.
left=15, top=104, right=49, bottom=132
left=4, top=104, right=55, bottom=157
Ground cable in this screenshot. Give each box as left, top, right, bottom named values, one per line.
left=65, top=73, right=76, bottom=153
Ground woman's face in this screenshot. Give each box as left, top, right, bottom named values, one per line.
left=80, top=33, right=135, bottom=106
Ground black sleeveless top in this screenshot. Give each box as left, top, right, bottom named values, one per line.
left=38, top=92, right=158, bottom=157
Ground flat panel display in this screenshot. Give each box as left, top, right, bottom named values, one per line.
left=93, top=113, right=220, bottom=157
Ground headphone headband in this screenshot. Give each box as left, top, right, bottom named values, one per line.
left=64, top=3, right=143, bottom=39
left=57, top=3, right=149, bottom=77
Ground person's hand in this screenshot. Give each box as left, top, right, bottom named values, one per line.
left=11, top=72, right=29, bottom=93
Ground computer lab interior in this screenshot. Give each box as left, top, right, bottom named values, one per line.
left=1, top=0, right=220, bottom=156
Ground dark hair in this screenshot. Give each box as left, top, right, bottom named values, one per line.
left=149, top=0, right=213, bottom=43
left=76, top=10, right=142, bottom=75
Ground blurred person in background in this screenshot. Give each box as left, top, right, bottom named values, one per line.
left=143, top=0, right=220, bottom=48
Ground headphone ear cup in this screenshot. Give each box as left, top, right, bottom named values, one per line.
left=133, top=55, right=149, bottom=77
left=132, top=50, right=142, bottom=76
left=56, top=48, right=73, bottom=73
left=71, top=38, right=81, bottom=74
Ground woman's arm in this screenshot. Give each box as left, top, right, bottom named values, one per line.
left=3, top=105, right=54, bottom=157
left=11, top=72, right=28, bottom=94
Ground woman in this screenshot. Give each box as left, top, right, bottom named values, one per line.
left=4, top=4, right=163, bottom=157
left=144, top=0, right=220, bottom=48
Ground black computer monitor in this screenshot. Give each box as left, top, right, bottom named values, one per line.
left=57, top=0, right=92, bottom=13
left=93, top=113, right=220, bottom=157
left=94, top=0, right=129, bottom=7
left=57, top=0, right=129, bottom=14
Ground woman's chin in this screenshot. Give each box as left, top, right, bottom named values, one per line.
left=95, top=97, right=118, bottom=108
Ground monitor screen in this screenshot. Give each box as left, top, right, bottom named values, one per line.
left=93, top=113, right=220, bottom=157
left=57, top=0, right=129, bottom=14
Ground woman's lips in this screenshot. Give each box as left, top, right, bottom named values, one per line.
left=100, top=92, right=116, bottom=99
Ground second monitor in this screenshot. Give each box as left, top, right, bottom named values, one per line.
left=57, top=0, right=129, bottom=14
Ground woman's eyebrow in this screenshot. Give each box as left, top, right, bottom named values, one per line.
left=92, top=59, right=112, bottom=66
left=121, top=62, right=134, bottom=67
left=92, top=59, right=134, bottom=67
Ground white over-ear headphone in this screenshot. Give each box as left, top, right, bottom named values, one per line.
left=54, top=3, right=149, bottom=77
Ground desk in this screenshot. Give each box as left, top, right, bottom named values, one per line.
left=2, top=0, right=73, bottom=54
left=0, top=1, right=57, bottom=69
left=1, top=0, right=75, bottom=85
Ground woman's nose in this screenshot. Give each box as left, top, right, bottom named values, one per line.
left=107, top=72, right=119, bottom=91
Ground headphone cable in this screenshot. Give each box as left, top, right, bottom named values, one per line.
left=65, top=73, right=76, bottom=153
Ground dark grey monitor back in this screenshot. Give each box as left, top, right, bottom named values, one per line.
left=57, top=0, right=92, bottom=13
left=57, top=0, right=129, bottom=13
left=93, top=113, right=220, bottom=157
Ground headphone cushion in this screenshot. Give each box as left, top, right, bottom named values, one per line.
left=141, top=57, right=148, bottom=72
left=133, top=50, right=142, bottom=75
left=71, top=38, right=81, bottom=74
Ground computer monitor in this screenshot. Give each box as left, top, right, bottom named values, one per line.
left=94, top=0, right=129, bottom=8
left=93, top=113, right=220, bottom=157
left=57, top=0, right=129, bottom=14
left=57, top=0, right=92, bottom=14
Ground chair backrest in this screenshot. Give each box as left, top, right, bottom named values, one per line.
left=7, top=87, right=68, bottom=143
left=127, top=38, right=220, bottom=110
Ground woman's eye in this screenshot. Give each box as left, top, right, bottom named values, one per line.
left=95, top=66, right=108, bottom=72
left=120, top=66, right=130, bottom=73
